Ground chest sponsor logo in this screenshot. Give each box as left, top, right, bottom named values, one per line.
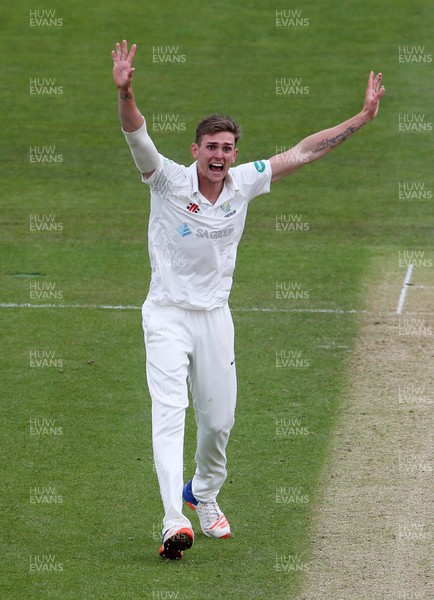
left=196, top=227, right=234, bottom=239
left=175, top=222, right=192, bottom=237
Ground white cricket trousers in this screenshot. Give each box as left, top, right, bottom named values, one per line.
left=142, top=299, right=237, bottom=532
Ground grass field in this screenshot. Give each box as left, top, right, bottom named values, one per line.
left=1, top=1, right=433, bottom=599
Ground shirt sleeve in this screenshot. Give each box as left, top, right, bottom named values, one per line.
left=230, top=159, right=272, bottom=202
left=141, top=154, right=186, bottom=195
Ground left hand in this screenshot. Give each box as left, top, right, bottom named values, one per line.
left=362, top=71, right=385, bottom=121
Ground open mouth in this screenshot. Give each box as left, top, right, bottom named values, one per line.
left=209, top=162, right=224, bottom=174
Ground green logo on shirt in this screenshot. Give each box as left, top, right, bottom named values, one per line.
left=254, top=160, right=266, bottom=173
left=220, top=201, right=231, bottom=214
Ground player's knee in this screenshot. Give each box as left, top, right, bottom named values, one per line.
left=204, top=412, right=235, bottom=436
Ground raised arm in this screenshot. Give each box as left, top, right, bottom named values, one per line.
left=112, top=40, right=144, bottom=132
left=112, top=40, right=160, bottom=178
left=270, top=72, right=385, bottom=183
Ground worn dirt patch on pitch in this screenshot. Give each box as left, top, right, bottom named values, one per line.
left=298, top=261, right=433, bottom=600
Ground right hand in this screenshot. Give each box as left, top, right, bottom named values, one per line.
left=361, top=71, right=385, bottom=121
left=112, top=40, right=137, bottom=90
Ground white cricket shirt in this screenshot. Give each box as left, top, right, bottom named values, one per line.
left=142, top=155, right=272, bottom=309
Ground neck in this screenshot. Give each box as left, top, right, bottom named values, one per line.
left=197, top=170, right=224, bottom=204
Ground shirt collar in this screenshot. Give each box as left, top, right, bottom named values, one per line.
left=188, top=161, right=239, bottom=206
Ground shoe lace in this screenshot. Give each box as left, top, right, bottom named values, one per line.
left=199, top=501, right=220, bottom=524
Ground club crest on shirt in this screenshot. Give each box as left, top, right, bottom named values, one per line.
left=220, top=201, right=237, bottom=218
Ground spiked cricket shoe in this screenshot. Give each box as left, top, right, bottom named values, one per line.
left=159, top=526, right=194, bottom=560
left=183, top=480, right=231, bottom=539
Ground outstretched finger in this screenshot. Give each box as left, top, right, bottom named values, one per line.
left=112, top=42, right=121, bottom=61
left=127, top=43, right=137, bottom=64
left=374, top=72, right=383, bottom=91
left=121, top=39, right=128, bottom=60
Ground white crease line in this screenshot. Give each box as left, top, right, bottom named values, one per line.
left=234, top=307, right=365, bottom=314
left=0, top=302, right=363, bottom=314
left=396, top=264, right=414, bottom=315
left=0, top=302, right=432, bottom=317
left=0, top=302, right=141, bottom=310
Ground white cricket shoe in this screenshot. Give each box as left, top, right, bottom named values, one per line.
left=183, top=480, right=231, bottom=539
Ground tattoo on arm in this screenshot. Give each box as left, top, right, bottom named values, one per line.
left=312, top=125, right=361, bottom=154
left=119, top=90, right=133, bottom=101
